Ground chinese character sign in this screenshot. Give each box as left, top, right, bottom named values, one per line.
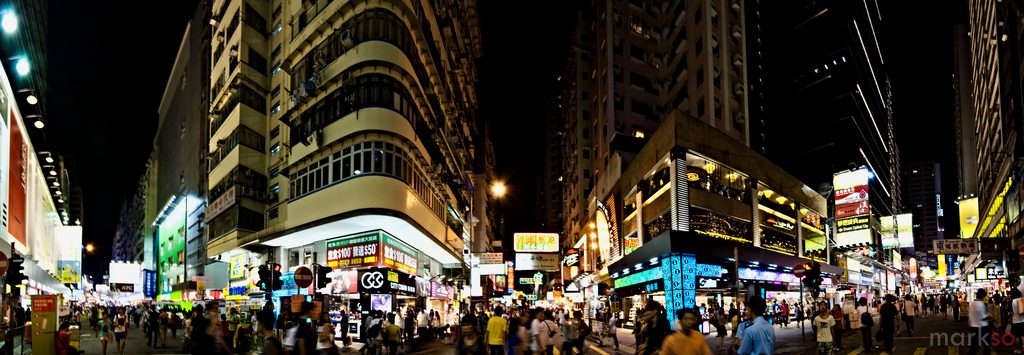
left=229, top=254, right=247, bottom=280
left=326, top=233, right=381, bottom=268
left=381, top=234, right=419, bottom=274
left=513, top=233, right=560, bottom=253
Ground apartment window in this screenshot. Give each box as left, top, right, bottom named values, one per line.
left=582, top=127, right=590, bottom=139
left=271, top=85, right=281, bottom=99
left=697, top=99, right=705, bottom=117
left=268, top=207, right=279, bottom=220
left=582, top=148, right=591, bottom=160
left=696, top=37, right=703, bottom=56
left=271, top=45, right=281, bottom=61
left=632, top=100, right=657, bottom=121
left=271, top=102, right=281, bottom=115
left=630, top=45, right=646, bottom=62
left=271, top=22, right=283, bottom=37
left=614, top=64, right=623, bottom=82
left=697, top=68, right=704, bottom=86
left=270, top=125, right=280, bottom=139
left=270, top=143, right=281, bottom=156
left=269, top=166, right=280, bottom=178
left=695, top=5, right=702, bottom=22
left=613, top=37, right=623, bottom=55
left=272, top=62, right=281, bottom=76
left=614, top=93, right=624, bottom=111
left=272, top=4, right=282, bottom=20
left=270, top=183, right=280, bottom=195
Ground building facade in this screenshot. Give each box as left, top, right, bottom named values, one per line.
left=204, top=0, right=488, bottom=309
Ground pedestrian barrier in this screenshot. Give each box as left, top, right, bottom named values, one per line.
left=0, top=326, right=29, bottom=355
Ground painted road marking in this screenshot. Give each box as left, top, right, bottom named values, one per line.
left=913, top=348, right=927, bottom=355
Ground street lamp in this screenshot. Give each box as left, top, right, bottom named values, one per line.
left=1, top=11, right=16, bottom=34
left=85, top=244, right=94, bottom=253
left=490, top=181, right=507, bottom=197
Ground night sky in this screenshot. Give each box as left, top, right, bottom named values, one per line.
left=41, top=1, right=954, bottom=281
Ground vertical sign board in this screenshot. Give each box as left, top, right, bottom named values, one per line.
left=834, top=168, right=872, bottom=248
left=31, top=294, right=58, bottom=355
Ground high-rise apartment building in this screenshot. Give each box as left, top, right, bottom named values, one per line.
left=562, top=0, right=752, bottom=246
left=953, top=23, right=979, bottom=201
left=903, top=161, right=944, bottom=263
left=205, top=0, right=488, bottom=302
left=538, top=75, right=567, bottom=233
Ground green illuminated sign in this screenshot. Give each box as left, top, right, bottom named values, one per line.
left=614, top=267, right=664, bottom=288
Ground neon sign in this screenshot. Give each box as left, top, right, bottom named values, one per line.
left=614, top=267, right=663, bottom=288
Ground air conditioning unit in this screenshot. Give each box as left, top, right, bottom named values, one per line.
left=734, top=83, right=745, bottom=97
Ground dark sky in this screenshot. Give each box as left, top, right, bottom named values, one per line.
left=47, top=0, right=199, bottom=279
left=41, top=1, right=956, bottom=281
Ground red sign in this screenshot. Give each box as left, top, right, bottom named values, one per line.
left=293, top=266, right=313, bottom=288
left=835, top=200, right=870, bottom=219
left=793, top=264, right=807, bottom=278
left=834, top=185, right=869, bottom=205
left=0, top=251, right=10, bottom=275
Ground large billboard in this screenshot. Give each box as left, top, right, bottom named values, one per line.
left=896, top=213, right=914, bottom=248
left=325, top=231, right=418, bottom=274
left=879, top=216, right=898, bottom=248
left=958, top=197, right=979, bottom=238
left=513, top=233, right=559, bottom=253
left=834, top=169, right=872, bottom=248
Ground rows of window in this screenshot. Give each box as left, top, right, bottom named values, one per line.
left=289, top=9, right=438, bottom=119
left=212, top=83, right=267, bottom=134
left=289, top=74, right=426, bottom=147
left=288, top=139, right=445, bottom=221
left=210, top=125, right=266, bottom=169
left=243, top=3, right=267, bottom=38
left=209, top=205, right=266, bottom=239
left=292, top=0, right=336, bottom=39
left=209, top=165, right=268, bottom=204
left=686, top=153, right=751, bottom=204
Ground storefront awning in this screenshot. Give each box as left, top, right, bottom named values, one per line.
left=608, top=230, right=842, bottom=276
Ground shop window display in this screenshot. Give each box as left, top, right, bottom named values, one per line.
left=685, top=154, right=750, bottom=204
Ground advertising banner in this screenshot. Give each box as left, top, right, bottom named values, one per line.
left=513, top=233, right=559, bottom=253
left=8, top=113, right=25, bottom=246
left=31, top=294, right=58, bottom=355
left=381, top=234, right=418, bottom=274
left=836, top=201, right=870, bottom=219
left=109, top=262, right=142, bottom=285
left=58, top=260, right=81, bottom=284
left=933, top=239, right=979, bottom=254
left=430, top=281, right=452, bottom=299
left=229, top=254, right=247, bottom=280
left=326, top=232, right=381, bottom=268
left=415, top=277, right=430, bottom=297
left=143, top=270, right=157, bottom=297
left=515, top=253, right=560, bottom=271
left=358, top=268, right=415, bottom=295
left=476, top=253, right=504, bottom=265
left=896, top=213, right=914, bottom=248
left=834, top=169, right=872, bottom=248
left=879, top=216, right=898, bottom=248
left=959, top=197, right=979, bottom=238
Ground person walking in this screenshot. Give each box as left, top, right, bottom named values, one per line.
left=113, top=308, right=130, bottom=355
left=781, top=301, right=790, bottom=328
left=636, top=302, right=670, bottom=355
left=954, top=295, right=962, bottom=322
left=855, top=297, right=876, bottom=351
left=902, top=295, right=917, bottom=336
left=969, top=288, right=993, bottom=355
left=530, top=309, right=557, bottom=355
left=879, top=295, right=899, bottom=353
left=97, top=311, right=110, bottom=355
left=505, top=317, right=526, bottom=355
left=558, top=311, right=578, bottom=355
left=659, top=309, right=712, bottom=355
left=830, top=304, right=845, bottom=351
left=486, top=307, right=508, bottom=355
left=1009, top=288, right=1024, bottom=354
left=814, top=303, right=835, bottom=355
left=295, top=302, right=319, bottom=355
left=737, top=296, right=775, bottom=355
left=607, top=312, right=620, bottom=350
left=455, top=316, right=487, bottom=355
left=258, top=310, right=286, bottom=355
left=382, top=313, right=403, bottom=355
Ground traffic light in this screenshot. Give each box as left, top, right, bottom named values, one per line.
left=315, top=264, right=331, bottom=289
left=272, top=263, right=283, bottom=291
left=802, top=261, right=822, bottom=299
left=257, top=264, right=271, bottom=291
left=6, top=253, right=26, bottom=289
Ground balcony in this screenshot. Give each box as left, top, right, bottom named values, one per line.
left=210, top=125, right=266, bottom=171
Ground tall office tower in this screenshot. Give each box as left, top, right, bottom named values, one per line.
left=903, top=161, right=944, bottom=263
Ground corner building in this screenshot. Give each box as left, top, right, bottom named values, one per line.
left=206, top=0, right=482, bottom=313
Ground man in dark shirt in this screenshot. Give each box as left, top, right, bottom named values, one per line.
left=295, top=302, right=318, bottom=355
left=879, top=295, right=899, bottom=353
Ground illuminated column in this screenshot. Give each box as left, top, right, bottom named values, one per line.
left=661, top=253, right=696, bottom=325
left=797, top=203, right=804, bottom=258
left=751, top=180, right=761, bottom=247
left=670, top=150, right=689, bottom=232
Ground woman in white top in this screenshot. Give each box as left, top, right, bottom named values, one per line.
left=855, top=297, right=876, bottom=351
